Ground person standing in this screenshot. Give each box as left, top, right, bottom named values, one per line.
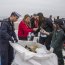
left=18, top=14, right=38, bottom=40
left=40, top=20, right=65, bottom=65
left=0, top=12, right=20, bottom=65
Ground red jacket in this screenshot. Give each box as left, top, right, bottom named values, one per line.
left=18, top=20, right=33, bottom=38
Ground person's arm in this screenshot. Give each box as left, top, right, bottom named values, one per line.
left=18, top=22, right=34, bottom=38
left=12, top=31, right=18, bottom=42
left=22, top=24, right=33, bottom=32
left=12, top=23, right=18, bottom=42
left=1, top=22, right=14, bottom=42
left=40, top=28, right=50, bottom=35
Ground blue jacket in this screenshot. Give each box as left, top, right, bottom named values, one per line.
left=0, top=18, right=17, bottom=42
left=0, top=18, right=18, bottom=52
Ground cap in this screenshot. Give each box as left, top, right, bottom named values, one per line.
left=11, top=12, right=21, bottom=18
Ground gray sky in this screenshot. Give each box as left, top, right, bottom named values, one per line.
left=0, top=0, right=65, bottom=18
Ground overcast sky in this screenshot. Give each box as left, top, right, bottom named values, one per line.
left=0, top=0, right=65, bottom=18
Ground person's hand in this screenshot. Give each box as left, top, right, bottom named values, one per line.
left=15, top=39, right=18, bottom=43
left=50, top=47, right=54, bottom=53
left=10, top=38, right=14, bottom=43
left=33, top=28, right=38, bottom=31
left=40, top=29, right=46, bottom=34
left=40, top=29, right=50, bottom=35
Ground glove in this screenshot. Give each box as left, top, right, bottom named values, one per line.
left=50, top=47, right=54, bottom=53
left=14, top=39, right=18, bottom=43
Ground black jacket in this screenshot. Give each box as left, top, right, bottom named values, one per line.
left=0, top=18, right=17, bottom=42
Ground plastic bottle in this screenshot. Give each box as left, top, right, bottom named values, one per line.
left=31, top=33, right=34, bottom=41
left=27, top=32, right=31, bottom=41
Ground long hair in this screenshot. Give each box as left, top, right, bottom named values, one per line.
left=23, top=14, right=30, bottom=21
left=37, top=12, right=45, bottom=28
left=23, top=14, right=31, bottom=27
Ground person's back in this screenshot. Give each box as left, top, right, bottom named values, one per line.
left=39, top=17, right=53, bottom=50
left=45, top=18, right=53, bottom=32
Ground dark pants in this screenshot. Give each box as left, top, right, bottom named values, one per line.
left=45, top=34, right=52, bottom=50
left=54, top=49, right=64, bottom=65
left=1, top=40, right=14, bottom=65
left=39, top=36, right=46, bottom=45
left=39, top=35, right=52, bottom=50
left=39, top=36, right=50, bottom=49
left=45, top=44, right=50, bottom=50
left=8, top=44, right=14, bottom=65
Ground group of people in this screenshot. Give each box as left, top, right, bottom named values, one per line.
left=0, top=12, right=65, bottom=65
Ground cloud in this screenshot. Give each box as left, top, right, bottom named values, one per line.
left=0, top=0, right=65, bottom=18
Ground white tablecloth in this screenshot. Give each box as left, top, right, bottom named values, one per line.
left=10, top=40, right=58, bottom=65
